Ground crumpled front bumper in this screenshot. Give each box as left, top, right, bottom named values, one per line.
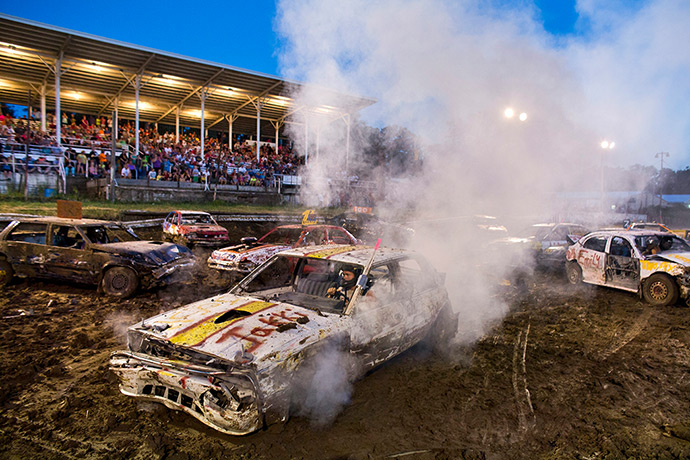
left=151, top=258, right=196, bottom=284
left=109, top=351, right=263, bottom=436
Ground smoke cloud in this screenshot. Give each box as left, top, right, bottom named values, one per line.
left=273, top=0, right=690, bottom=418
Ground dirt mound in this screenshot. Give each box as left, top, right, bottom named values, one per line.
left=1, top=270, right=689, bottom=459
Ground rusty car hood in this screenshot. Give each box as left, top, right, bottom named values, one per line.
left=182, top=224, right=227, bottom=234
left=212, top=244, right=291, bottom=264
left=133, top=292, right=341, bottom=366
left=91, top=241, right=191, bottom=262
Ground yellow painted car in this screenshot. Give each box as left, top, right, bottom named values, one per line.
left=565, top=230, right=690, bottom=306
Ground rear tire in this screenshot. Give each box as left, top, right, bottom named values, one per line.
left=566, top=261, right=582, bottom=285
left=643, top=273, right=679, bottom=306
left=423, top=303, right=458, bottom=354
left=102, top=267, right=139, bottom=298
left=0, top=259, right=14, bottom=287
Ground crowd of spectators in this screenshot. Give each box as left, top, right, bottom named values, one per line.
left=0, top=111, right=301, bottom=187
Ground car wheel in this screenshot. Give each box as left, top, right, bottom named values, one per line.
left=566, top=261, right=582, bottom=285
left=102, top=267, right=139, bottom=298
left=643, top=273, right=679, bottom=307
left=0, top=259, right=14, bottom=287
left=423, top=303, right=458, bottom=354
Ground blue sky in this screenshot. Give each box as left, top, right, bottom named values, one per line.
left=2, top=0, right=579, bottom=77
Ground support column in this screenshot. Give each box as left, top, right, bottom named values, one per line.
left=256, top=98, right=262, bottom=161
left=55, top=57, right=61, bottom=146
left=113, top=97, right=119, bottom=137
left=200, top=87, right=207, bottom=158
left=226, top=114, right=238, bottom=151
left=135, top=74, right=141, bottom=157
left=275, top=124, right=280, bottom=152
left=40, top=85, right=46, bottom=132
left=175, top=106, right=180, bottom=143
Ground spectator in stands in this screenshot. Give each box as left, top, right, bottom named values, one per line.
left=76, top=151, right=87, bottom=175
left=120, top=162, right=131, bottom=179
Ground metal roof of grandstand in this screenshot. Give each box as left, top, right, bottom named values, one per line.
left=0, top=14, right=375, bottom=139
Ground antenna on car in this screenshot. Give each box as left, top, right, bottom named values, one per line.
left=344, top=238, right=381, bottom=315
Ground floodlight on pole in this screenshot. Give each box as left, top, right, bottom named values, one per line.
left=600, top=140, right=615, bottom=213
left=504, top=108, right=515, bottom=118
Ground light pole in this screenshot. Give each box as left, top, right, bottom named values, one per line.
left=600, top=140, right=615, bottom=213
left=655, top=151, right=669, bottom=221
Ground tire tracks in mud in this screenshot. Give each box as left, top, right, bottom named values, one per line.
left=597, top=308, right=652, bottom=361
left=512, top=322, right=536, bottom=434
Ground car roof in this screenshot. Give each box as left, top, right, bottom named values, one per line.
left=175, top=210, right=211, bottom=215
left=277, top=244, right=412, bottom=266
left=272, top=224, right=353, bottom=231
left=585, top=229, right=671, bottom=237
left=7, top=216, right=114, bottom=226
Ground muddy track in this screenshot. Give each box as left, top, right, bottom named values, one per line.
left=1, top=270, right=690, bottom=459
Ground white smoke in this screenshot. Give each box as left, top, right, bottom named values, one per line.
left=273, top=0, right=690, bottom=417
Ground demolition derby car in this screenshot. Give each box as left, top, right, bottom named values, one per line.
left=0, top=216, right=195, bottom=297
left=495, top=223, right=590, bottom=269
left=110, top=244, right=454, bottom=435
left=162, top=210, right=229, bottom=247
left=207, top=224, right=359, bottom=275
left=566, top=230, right=690, bottom=306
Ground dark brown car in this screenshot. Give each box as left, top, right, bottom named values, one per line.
left=0, top=217, right=196, bottom=297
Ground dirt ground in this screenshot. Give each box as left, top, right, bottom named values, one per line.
left=1, top=247, right=690, bottom=459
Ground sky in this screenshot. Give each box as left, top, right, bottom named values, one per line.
left=1, top=0, right=688, bottom=169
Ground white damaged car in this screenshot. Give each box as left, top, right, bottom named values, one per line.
left=110, top=244, right=454, bottom=435
left=565, top=230, right=690, bottom=306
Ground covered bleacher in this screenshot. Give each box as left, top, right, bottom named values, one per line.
left=0, top=13, right=375, bottom=199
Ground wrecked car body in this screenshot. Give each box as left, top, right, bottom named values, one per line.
left=566, top=230, right=690, bottom=306
left=495, top=223, right=590, bottom=270
left=162, top=210, right=229, bottom=247
left=207, top=224, right=359, bottom=275
left=110, top=244, right=453, bottom=435
left=0, top=217, right=196, bottom=297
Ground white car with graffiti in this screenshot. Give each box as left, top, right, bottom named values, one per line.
left=110, top=244, right=454, bottom=435
left=565, top=230, right=690, bottom=306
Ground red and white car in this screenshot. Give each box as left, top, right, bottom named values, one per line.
left=162, top=211, right=229, bottom=247
left=207, top=224, right=359, bottom=275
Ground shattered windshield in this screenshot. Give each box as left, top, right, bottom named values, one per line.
left=234, top=255, right=363, bottom=314
left=634, top=234, right=690, bottom=254
left=81, top=224, right=140, bottom=244
left=180, top=214, right=214, bottom=225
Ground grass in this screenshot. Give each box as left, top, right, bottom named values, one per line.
left=0, top=196, right=334, bottom=221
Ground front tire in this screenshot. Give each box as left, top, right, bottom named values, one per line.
left=102, top=267, right=139, bottom=298
left=566, top=261, right=582, bottom=285
left=643, top=273, right=679, bottom=306
left=0, top=259, right=14, bottom=287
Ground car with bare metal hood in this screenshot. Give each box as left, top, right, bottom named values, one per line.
left=110, top=244, right=455, bottom=435
left=207, top=224, right=359, bottom=275
left=0, top=216, right=196, bottom=297
left=566, top=229, right=690, bottom=306
left=162, top=211, right=229, bottom=247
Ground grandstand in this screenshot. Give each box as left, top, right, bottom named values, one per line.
left=0, top=13, right=374, bottom=155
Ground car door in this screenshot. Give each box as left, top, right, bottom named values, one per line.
left=163, top=212, right=177, bottom=238
left=44, top=224, right=99, bottom=284
left=605, top=236, right=639, bottom=292
left=2, top=222, right=49, bottom=277
left=576, top=235, right=609, bottom=285
left=349, top=263, right=403, bottom=367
